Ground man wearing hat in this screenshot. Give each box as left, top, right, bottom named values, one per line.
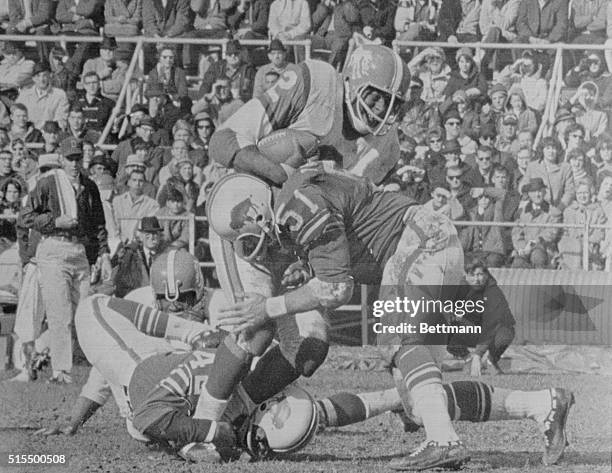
left=252, top=39, right=289, bottom=98
left=443, top=109, right=477, bottom=156
left=495, top=112, right=519, bottom=154
left=17, top=62, right=69, bottom=130
left=81, top=36, right=128, bottom=101
left=115, top=154, right=157, bottom=199
left=198, top=39, right=256, bottom=103
left=146, top=81, right=191, bottom=138
left=19, top=135, right=111, bottom=384
left=112, top=115, right=159, bottom=177
left=511, top=177, right=562, bottom=269
left=0, top=42, right=35, bottom=89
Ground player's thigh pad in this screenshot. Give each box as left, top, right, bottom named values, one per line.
left=75, top=295, right=175, bottom=387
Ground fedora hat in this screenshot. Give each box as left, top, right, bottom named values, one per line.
left=138, top=216, right=163, bottom=233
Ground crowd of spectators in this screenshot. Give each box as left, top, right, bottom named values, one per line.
left=0, top=0, right=610, bottom=277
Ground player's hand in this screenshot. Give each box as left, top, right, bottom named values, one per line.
left=470, top=354, right=482, bottom=377
left=35, top=423, right=78, bottom=436
left=281, top=260, right=313, bottom=288
left=217, top=293, right=271, bottom=333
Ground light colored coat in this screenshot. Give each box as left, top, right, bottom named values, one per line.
left=268, top=0, right=311, bottom=39
left=16, top=86, right=69, bottom=130
left=524, top=159, right=576, bottom=210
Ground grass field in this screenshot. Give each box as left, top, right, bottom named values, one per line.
left=1, top=347, right=611, bottom=473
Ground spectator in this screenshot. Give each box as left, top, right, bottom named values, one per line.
left=6, top=0, right=54, bottom=62
left=460, top=186, right=508, bottom=267
left=113, top=116, right=157, bottom=183
left=567, top=146, right=595, bottom=189
left=82, top=36, right=128, bottom=101
left=192, top=111, right=214, bottom=165
left=62, top=104, right=101, bottom=143
left=525, top=136, right=575, bottom=210
left=88, top=152, right=112, bottom=181
left=498, top=51, right=548, bottom=113
left=0, top=177, right=23, bottom=241
left=476, top=124, right=498, bottom=163
left=232, top=0, right=274, bottom=39
left=48, top=47, right=78, bottom=96
left=94, top=173, right=121, bottom=254
left=511, top=177, right=562, bottom=268
left=487, top=83, right=507, bottom=131
left=141, top=0, right=192, bottom=72
left=423, top=185, right=452, bottom=216
left=448, top=89, right=479, bottom=140
left=491, top=163, right=521, bottom=246
left=155, top=187, right=190, bottom=247
left=511, top=145, right=533, bottom=191
left=494, top=112, right=519, bottom=155
left=268, top=0, right=311, bottom=44
left=565, top=51, right=612, bottom=109
left=464, top=145, right=495, bottom=187
left=394, top=158, right=431, bottom=204
left=81, top=141, right=97, bottom=170
left=558, top=179, right=606, bottom=270
left=146, top=45, right=189, bottom=99
left=505, top=86, right=538, bottom=134
left=569, top=0, right=607, bottom=46
left=115, top=153, right=158, bottom=198
left=192, top=76, right=244, bottom=125
left=38, top=121, right=61, bottom=155
left=443, top=108, right=477, bottom=156
left=478, top=0, right=520, bottom=74
left=0, top=42, right=34, bottom=89
left=443, top=48, right=487, bottom=101
left=55, top=0, right=105, bottom=74
left=74, top=72, right=115, bottom=133
left=17, top=62, right=69, bottom=130
left=112, top=168, right=160, bottom=242
left=553, top=108, right=576, bottom=149
left=19, top=137, right=111, bottom=384
left=311, top=0, right=361, bottom=69
left=198, top=40, right=255, bottom=103
left=570, top=82, right=608, bottom=140
left=394, top=0, right=437, bottom=42
left=0, top=148, right=26, bottom=191
left=563, top=122, right=587, bottom=158
left=437, top=0, right=481, bottom=43
left=146, top=82, right=192, bottom=137
left=445, top=162, right=473, bottom=219
left=8, top=103, right=43, bottom=143
left=408, top=47, right=451, bottom=106
left=595, top=135, right=612, bottom=186
left=11, top=138, right=37, bottom=182
left=451, top=261, right=515, bottom=376
left=515, top=0, right=568, bottom=74
left=157, top=139, right=203, bottom=187
left=112, top=216, right=165, bottom=297
left=104, top=0, right=142, bottom=37
left=253, top=39, right=289, bottom=98
left=399, top=77, right=439, bottom=146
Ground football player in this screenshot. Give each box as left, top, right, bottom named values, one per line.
left=316, top=380, right=574, bottom=466
left=193, top=44, right=411, bottom=453
left=205, top=166, right=470, bottom=470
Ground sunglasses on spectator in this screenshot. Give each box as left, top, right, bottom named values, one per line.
left=198, top=124, right=212, bottom=129
left=446, top=121, right=461, bottom=126
left=481, top=135, right=495, bottom=140
left=84, top=80, right=99, bottom=85
left=447, top=175, right=462, bottom=181
left=429, top=138, right=441, bottom=144
left=477, top=156, right=491, bottom=161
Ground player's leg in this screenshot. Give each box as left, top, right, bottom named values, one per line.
left=380, top=207, right=469, bottom=470
left=318, top=380, right=574, bottom=465
left=193, top=232, right=276, bottom=421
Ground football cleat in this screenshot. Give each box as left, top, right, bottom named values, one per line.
left=389, top=440, right=470, bottom=471
left=542, top=388, right=575, bottom=466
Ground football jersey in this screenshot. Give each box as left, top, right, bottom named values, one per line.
left=211, top=60, right=401, bottom=185
left=129, top=350, right=216, bottom=433
left=274, top=166, right=416, bottom=284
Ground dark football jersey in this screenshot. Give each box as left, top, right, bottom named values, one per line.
left=274, top=166, right=416, bottom=284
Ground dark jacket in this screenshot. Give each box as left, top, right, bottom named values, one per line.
left=198, top=59, right=256, bottom=103
left=146, top=66, right=189, bottom=99
left=56, top=0, right=105, bottom=31
left=312, top=0, right=361, bottom=38
left=8, top=0, right=55, bottom=28
left=516, top=0, right=569, bottom=43
left=19, top=171, right=109, bottom=264
left=443, top=64, right=488, bottom=99
left=358, top=0, right=396, bottom=44
left=73, top=92, right=116, bottom=132
left=142, top=0, right=193, bottom=36
left=437, top=0, right=463, bottom=40
left=228, top=0, right=273, bottom=35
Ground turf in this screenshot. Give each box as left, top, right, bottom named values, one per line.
left=1, top=347, right=611, bottom=473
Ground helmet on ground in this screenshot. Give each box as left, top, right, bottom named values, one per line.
left=150, top=248, right=205, bottom=302
left=343, top=44, right=410, bottom=136
left=241, top=384, right=318, bottom=459
left=206, top=173, right=276, bottom=261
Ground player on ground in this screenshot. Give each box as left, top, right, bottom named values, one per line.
left=316, top=380, right=574, bottom=466
left=206, top=166, right=470, bottom=470
left=194, top=43, right=412, bottom=453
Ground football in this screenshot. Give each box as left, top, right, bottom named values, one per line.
left=257, top=129, right=320, bottom=167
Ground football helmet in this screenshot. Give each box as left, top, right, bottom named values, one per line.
left=240, top=385, right=318, bottom=459
left=206, top=173, right=277, bottom=261
left=343, top=44, right=411, bottom=136
left=150, top=248, right=205, bottom=303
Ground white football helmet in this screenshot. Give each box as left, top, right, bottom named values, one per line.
left=206, top=173, right=277, bottom=261
left=241, top=385, right=319, bottom=459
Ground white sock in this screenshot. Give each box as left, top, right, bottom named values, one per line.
left=411, top=383, right=459, bottom=443
left=357, top=388, right=403, bottom=419
left=504, top=389, right=552, bottom=426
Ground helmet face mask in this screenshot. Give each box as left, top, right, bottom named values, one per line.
left=352, top=85, right=403, bottom=136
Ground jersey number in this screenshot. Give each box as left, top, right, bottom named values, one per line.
left=277, top=190, right=319, bottom=232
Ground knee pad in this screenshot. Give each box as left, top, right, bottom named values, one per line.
left=280, top=336, right=329, bottom=377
